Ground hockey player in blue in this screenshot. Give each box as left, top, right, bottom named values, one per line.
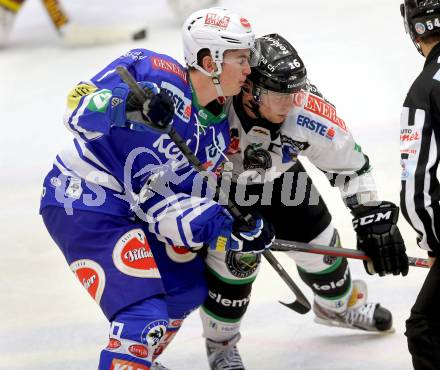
left=39, top=7, right=274, bottom=370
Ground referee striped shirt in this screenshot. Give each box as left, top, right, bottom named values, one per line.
left=400, top=42, right=440, bottom=256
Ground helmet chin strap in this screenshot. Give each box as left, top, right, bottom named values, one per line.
left=248, top=99, right=262, bottom=118
left=245, top=86, right=262, bottom=118
left=211, top=61, right=226, bottom=104
left=193, top=62, right=226, bottom=104
left=211, top=71, right=226, bottom=105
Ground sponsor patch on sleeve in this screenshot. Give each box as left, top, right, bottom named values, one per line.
left=67, top=83, right=98, bottom=111
left=150, top=57, right=187, bottom=83
left=304, top=94, right=347, bottom=132
left=296, top=114, right=336, bottom=140
left=400, top=128, right=421, bottom=143
left=161, top=81, right=192, bottom=123
left=400, top=128, right=421, bottom=159
left=86, top=90, right=112, bottom=113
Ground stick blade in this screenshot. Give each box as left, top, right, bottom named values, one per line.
left=279, top=300, right=311, bottom=314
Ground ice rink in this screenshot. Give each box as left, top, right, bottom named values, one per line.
left=0, top=0, right=430, bottom=369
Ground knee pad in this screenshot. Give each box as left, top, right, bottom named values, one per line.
left=99, top=297, right=171, bottom=369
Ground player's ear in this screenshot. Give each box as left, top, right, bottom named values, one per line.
left=201, top=54, right=215, bottom=73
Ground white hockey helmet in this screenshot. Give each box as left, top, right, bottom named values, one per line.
left=182, top=7, right=255, bottom=76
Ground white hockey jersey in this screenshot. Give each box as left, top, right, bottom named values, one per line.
left=224, top=87, right=378, bottom=207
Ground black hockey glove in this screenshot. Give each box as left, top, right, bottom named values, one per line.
left=111, top=82, right=174, bottom=132
left=352, top=201, right=409, bottom=277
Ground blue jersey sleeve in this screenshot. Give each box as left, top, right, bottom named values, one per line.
left=141, top=192, right=234, bottom=250
left=63, top=49, right=190, bottom=137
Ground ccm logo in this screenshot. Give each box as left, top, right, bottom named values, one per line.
left=353, top=211, right=392, bottom=229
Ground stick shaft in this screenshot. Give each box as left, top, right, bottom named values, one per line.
left=271, top=239, right=430, bottom=268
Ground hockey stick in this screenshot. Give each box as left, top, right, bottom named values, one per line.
left=116, top=65, right=311, bottom=314
left=40, top=0, right=68, bottom=32
left=40, top=0, right=147, bottom=46
left=270, top=239, right=430, bottom=269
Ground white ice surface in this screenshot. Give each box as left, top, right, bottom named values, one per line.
left=0, top=0, right=430, bottom=369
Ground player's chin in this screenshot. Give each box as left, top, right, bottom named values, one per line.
left=271, top=115, right=287, bottom=124
left=228, top=83, right=243, bottom=96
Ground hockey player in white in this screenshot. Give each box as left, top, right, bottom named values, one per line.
left=201, top=34, right=409, bottom=370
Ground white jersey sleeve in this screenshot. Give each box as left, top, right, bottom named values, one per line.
left=281, top=91, right=378, bottom=206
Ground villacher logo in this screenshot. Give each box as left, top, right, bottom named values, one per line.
left=112, top=229, right=160, bottom=278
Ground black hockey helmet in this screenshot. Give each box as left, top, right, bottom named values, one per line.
left=400, top=0, right=440, bottom=54
left=248, top=33, right=307, bottom=96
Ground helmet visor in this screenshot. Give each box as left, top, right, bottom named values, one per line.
left=258, top=80, right=310, bottom=114
left=222, top=41, right=261, bottom=68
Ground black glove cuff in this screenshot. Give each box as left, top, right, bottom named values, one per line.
left=351, top=200, right=395, bottom=216
left=352, top=201, right=399, bottom=230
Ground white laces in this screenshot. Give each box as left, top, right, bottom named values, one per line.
left=210, top=126, right=230, bottom=163
left=194, top=115, right=206, bottom=156
left=345, top=302, right=376, bottom=326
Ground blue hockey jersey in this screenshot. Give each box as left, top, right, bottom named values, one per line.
left=40, top=49, right=233, bottom=250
